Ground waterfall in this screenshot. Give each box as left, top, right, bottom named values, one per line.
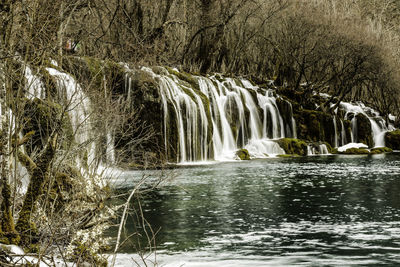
left=340, top=102, right=388, bottom=147
left=351, top=116, right=357, bottom=143
left=333, top=116, right=338, bottom=148
left=319, top=144, right=329, bottom=155
left=46, top=68, right=96, bottom=167
left=340, top=119, right=347, bottom=146
left=144, top=68, right=294, bottom=162
left=292, top=117, right=297, bottom=139
left=307, top=145, right=315, bottom=156
left=307, top=144, right=329, bottom=155
left=24, top=65, right=45, bottom=99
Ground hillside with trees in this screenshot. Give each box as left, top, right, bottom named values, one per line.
left=1, top=0, right=400, bottom=265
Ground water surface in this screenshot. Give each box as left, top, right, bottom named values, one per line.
left=113, top=154, right=400, bottom=266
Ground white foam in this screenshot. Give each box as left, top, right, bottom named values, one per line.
left=337, top=143, right=368, bottom=152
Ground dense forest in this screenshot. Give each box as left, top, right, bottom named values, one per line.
left=1, top=0, right=400, bottom=265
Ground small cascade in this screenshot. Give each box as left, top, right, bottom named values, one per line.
left=292, top=117, right=297, bottom=139
left=319, top=144, right=329, bottom=155
left=307, top=145, right=315, bottom=156
left=340, top=119, right=347, bottom=146
left=307, top=143, right=329, bottom=155
left=351, top=116, right=357, bottom=143
left=46, top=67, right=97, bottom=167
left=333, top=116, right=338, bottom=148
left=257, top=90, right=285, bottom=139
left=142, top=67, right=297, bottom=162
left=24, top=65, right=45, bottom=99
left=340, top=102, right=388, bottom=147
left=244, top=139, right=285, bottom=158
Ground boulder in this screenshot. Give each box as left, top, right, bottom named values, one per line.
left=236, top=149, right=250, bottom=160
left=275, top=138, right=308, bottom=156
left=355, top=113, right=373, bottom=147
left=385, top=130, right=400, bottom=150
left=370, top=147, right=393, bottom=154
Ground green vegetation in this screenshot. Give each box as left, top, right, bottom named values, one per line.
left=236, top=149, right=251, bottom=160
left=275, top=138, right=308, bottom=156
left=370, top=147, right=393, bottom=154
left=341, top=148, right=370, bottom=154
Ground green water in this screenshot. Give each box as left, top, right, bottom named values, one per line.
left=113, top=154, right=400, bottom=266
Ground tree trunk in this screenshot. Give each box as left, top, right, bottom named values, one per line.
left=16, top=133, right=58, bottom=244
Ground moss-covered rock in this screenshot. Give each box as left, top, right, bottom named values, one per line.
left=0, top=182, right=20, bottom=245
left=355, top=113, right=373, bottom=147
left=236, top=149, right=250, bottom=160
left=166, top=67, right=201, bottom=92
left=370, top=147, right=393, bottom=154
left=277, top=154, right=300, bottom=158
left=385, top=130, right=400, bottom=150
left=342, top=148, right=370, bottom=154
left=275, top=138, right=308, bottom=156
left=22, top=98, right=73, bottom=155
left=293, top=109, right=336, bottom=147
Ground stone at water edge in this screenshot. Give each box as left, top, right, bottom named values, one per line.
left=275, top=138, right=308, bottom=156
left=369, top=147, right=393, bottom=154
left=385, top=130, right=400, bottom=150
left=235, top=149, right=251, bottom=160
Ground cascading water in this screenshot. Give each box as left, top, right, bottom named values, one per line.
left=340, top=119, right=347, bottom=146
left=333, top=116, right=338, bottom=148
left=143, top=68, right=292, bottom=162
left=46, top=67, right=97, bottom=168
left=340, top=102, right=388, bottom=147
left=319, top=144, right=329, bottom=154
left=307, top=144, right=329, bottom=155
left=24, top=65, right=45, bottom=99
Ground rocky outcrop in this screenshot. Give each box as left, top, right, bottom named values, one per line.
left=275, top=138, right=308, bottom=156
left=385, top=130, right=400, bottom=150
left=294, top=109, right=335, bottom=146
left=355, top=113, right=373, bottom=147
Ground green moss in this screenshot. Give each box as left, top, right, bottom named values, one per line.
left=84, top=56, right=103, bottom=88
left=293, top=108, right=336, bottom=148
left=322, top=142, right=334, bottom=153
left=370, top=147, right=393, bottom=154
left=276, top=138, right=308, bottom=156
left=236, top=149, right=250, bottom=160
left=166, top=67, right=201, bottom=92
left=277, top=154, right=300, bottom=158
left=22, top=98, right=73, bottom=154
left=0, top=182, right=20, bottom=245
left=342, top=148, right=370, bottom=154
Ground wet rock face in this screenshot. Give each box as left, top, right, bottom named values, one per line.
left=385, top=130, right=400, bottom=150
left=22, top=98, right=73, bottom=155
left=276, top=98, right=295, bottom=137
left=275, top=138, right=308, bottom=156
left=370, top=147, right=393, bottom=154
left=117, top=69, right=165, bottom=163
left=355, top=113, right=373, bottom=147
left=293, top=109, right=335, bottom=147
left=342, top=147, right=370, bottom=154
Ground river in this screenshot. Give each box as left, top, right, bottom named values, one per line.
left=112, top=153, right=400, bottom=266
